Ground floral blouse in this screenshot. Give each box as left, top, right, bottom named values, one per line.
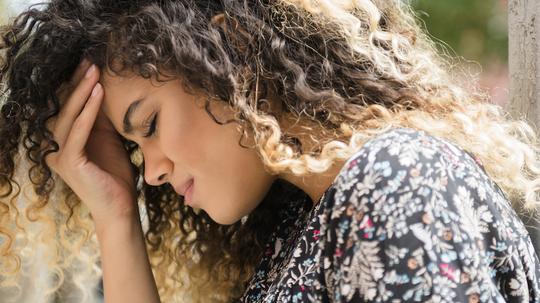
left=239, top=127, right=540, bottom=302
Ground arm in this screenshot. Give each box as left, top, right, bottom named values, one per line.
left=96, top=211, right=160, bottom=303
left=43, top=59, right=160, bottom=302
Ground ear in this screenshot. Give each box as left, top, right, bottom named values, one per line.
left=210, top=13, right=251, bottom=53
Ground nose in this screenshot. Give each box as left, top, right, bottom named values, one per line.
left=142, top=144, right=173, bottom=186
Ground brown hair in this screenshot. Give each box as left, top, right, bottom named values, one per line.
left=0, top=0, right=538, bottom=302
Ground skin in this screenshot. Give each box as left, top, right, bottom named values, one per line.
left=99, top=67, right=345, bottom=225
left=99, top=68, right=278, bottom=225
left=45, top=60, right=160, bottom=303
left=45, top=58, right=345, bottom=303
left=42, top=14, right=345, bottom=303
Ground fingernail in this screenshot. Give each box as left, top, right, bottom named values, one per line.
left=91, top=83, right=101, bottom=97
left=85, top=64, right=96, bottom=79
left=78, top=58, right=88, bottom=68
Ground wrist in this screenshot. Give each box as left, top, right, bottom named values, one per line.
left=93, top=207, right=143, bottom=240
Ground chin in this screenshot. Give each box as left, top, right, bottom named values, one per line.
left=208, top=212, right=242, bottom=226
left=205, top=196, right=262, bottom=225
left=204, top=207, right=247, bottom=226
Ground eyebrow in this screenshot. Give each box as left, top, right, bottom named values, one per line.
left=122, top=98, right=146, bottom=135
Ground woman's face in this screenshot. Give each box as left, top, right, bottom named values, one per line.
left=99, top=69, right=277, bottom=225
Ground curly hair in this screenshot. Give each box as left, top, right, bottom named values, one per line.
left=0, top=0, right=539, bottom=302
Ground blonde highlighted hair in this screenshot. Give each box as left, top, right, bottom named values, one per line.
left=0, top=0, right=538, bottom=302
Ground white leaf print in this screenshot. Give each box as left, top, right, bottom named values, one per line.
left=398, top=142, right=420, bottom=167
left=410, top=223, right=433, bottom=251
left=385, top=245, right=409, bottom=266
left=341, top=240, right=385, bottom=301
left=272, top=238, right=282, bottom=259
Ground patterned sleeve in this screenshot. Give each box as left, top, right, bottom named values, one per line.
left=319, top=130, right=523, bottom=303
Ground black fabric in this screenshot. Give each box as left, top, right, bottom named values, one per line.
left=239, top=127, right=540, bottom=303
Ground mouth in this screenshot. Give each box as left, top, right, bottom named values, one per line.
left=175, top=178, right=194, bottom=196
left=183, top=180, right=195, bottom=205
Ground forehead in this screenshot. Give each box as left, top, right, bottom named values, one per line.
left=98, top=69, right=154, bottom=133
left=99, top=69, right=155, bottom=112
left=100, top=69, right=146, bottom=93
left=99, top=68, right=171, bottom=99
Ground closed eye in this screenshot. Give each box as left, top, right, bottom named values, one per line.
left=143, top=112, right=158, bottom=138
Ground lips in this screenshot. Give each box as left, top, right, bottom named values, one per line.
left=176, top=178, right=194, bottom=196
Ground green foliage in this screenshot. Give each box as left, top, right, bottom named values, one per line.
left=412, top=0, right=508, bottom=64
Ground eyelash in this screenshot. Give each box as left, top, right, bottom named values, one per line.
left=143, top=112, right=158, bottom=138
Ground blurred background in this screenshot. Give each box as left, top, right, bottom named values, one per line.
left=0, top=0, right=510, bottom=103
left=412, top=0, right=509, bottom=105
left=0, top=0, right=528, bottom=301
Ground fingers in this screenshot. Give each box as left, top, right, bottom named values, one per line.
left=54, top=63, right=100, bottom=147
left=63, top=83, right=104, bottom=163
left=45, top=58, right=104, bottom=171
left=71, top=59, right=95, bottom=88
left=46, top=59, right=93, bottom=138
left=56, top=59, right=93, bottom=103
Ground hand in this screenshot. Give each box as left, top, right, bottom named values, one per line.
left=44, top=59, right=138, bottom=227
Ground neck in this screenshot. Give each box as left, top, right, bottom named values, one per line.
left=273, top=112, right=349, bottom=206
left=279, top=159, right=345, bottom=206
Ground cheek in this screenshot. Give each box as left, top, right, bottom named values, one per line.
left=202, top=123, right=274, bottom=208
left=153, top=104, right=203, bottom=187
left=188, top=102, right=242, bottom=171
left=161, top=118, right=205, bottom=170
left=198, top=121, right=244, bottom=176
left=159, top=100, right=238, bottom=177
left=163, top=100, right=274, bottom=216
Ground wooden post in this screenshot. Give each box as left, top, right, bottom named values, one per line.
left=0, top=1, right=7, bottom=24
left=508, top=0, right=540, bottom=250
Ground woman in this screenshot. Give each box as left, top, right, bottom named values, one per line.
left=0, top=0, right=539, bottom=302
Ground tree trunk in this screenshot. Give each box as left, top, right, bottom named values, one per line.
left=508, top=0, right=540, bottom=251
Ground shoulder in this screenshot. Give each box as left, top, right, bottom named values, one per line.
left=336, top=126, right=485, bottom=181
left=328, top=126, right=490, bottom=210
left=324, top=126, right=508, bottom=242
left=318, top=127, right=540, bottom=302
